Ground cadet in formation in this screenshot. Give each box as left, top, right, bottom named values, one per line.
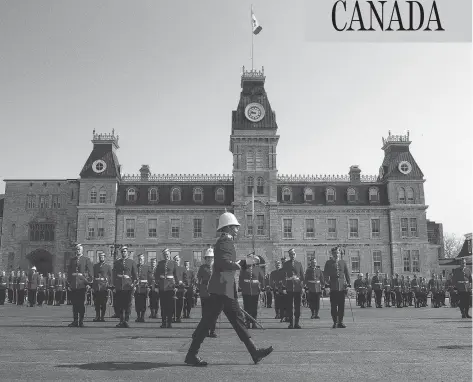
left=113, top=246, right=137, bottom=328
left=92, top=252, right=112, bottom=322
left=196, top=247, right=218, bottom=337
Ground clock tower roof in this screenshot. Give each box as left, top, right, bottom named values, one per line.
left=79, top=130, right=121, bottom=179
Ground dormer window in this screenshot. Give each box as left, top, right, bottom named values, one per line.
left=126, top=188, right=136, bottom=202
left=326, top=187, right=335, bottom=203
left=406, top=187, right=415, bottom=203
left=171, top=187, right=181, bottom=202
left=304, top=188, right=314, bottom=202
left=215, top=187, right=225, bottom=203
left=193, top=187, right=203, bottom=203
left=89, top=188, right=97, bottom=204
left=398, top=187, right=406, bottom=203
left=148, top=187, right=159, bottom=202
left=282, top=187, right=292, bottom=202
left=256, top=177, right=264, bottom=195
left=369, top=187, right=379, bottom=203
left=347, top=188, right=357, bottom=203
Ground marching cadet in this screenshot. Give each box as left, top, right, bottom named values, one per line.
left=17, top=270, right=27, bottom=305
left=411, top=275, right=421, bottom=308
left=48, top=272, right=56, bottom=305
left=264, top=274, right=273, bottom=308
left=173, top=254, right=186, bottom=323
left=452, top=257, right=472, bottom=318
left=67, top=243, right=93, bottom=327
left=270, top=261, right=282, bottom=319
left=13, top=270, right=20, bottom=304
left=55, top=272, right=65, bottom=306
left=363, top=272, right=372, bottom=307
left=282, top=249, right=304, bottom=329
left=371, top=270, right=383, bottom=308
left=438, top=274, right=446, bottom=306
left=0, top=270, right=6, bottom=304
left=112, top=246, right=137, bottom=328
left=305, top=258, right=325, bottom=318
left=182, top=260, right=196, bottom=319
left=148, top=258, right=159, bottom=319
left=92, top=252, right=112, bottom=322
left=392, top=273, right=402, bottom=308
left=197, top=247, right=218, bottom=337
left=27, top=267, right=38, bottom=307
left=428, top=274, right=438, bottom=308
left=383, top=274, right=392, bottom=307
left=239, top=254, right=264, bottom=329
left=405, top=276, right=413, bottom=306
left=37, top=273, right=46, bottom=306
left=61, top=272, right=69, bottom=305
left=134, top=253, right=150, bottom=323
left=184, top=211, right=273, bottom=367
left=8, top=270, right=15, bottom=303
left=155, top=248, right=178, bottom=328
left=324, top=246, right=351, bottom=328
left=354, top=273, right=366, bottom=308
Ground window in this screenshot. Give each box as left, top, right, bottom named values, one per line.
left=39, top=195, right=49, bottom=209
left=27, top=195, right=36, bottom=209
left=369, top=187, right=379, bottom=202
left=349, top=219, right=359, bottom=238
left=148, top=188, right=158, bottom=202
left=350, top=250, right=360, bottom=273
left=326, top=188, right=335, bottom=203
left=411, top=250, right=420, bottom=272
left=246, top=177, right=254, bottom=195
left=371, top=219, right=380, bottom=238
left=305, top=219, right=315, bottom=238
left=193, top=251, right=202, bottom=267
left=256, top=177, right=264, bottom=195
left=327, top=219, right=337, bottom=239
left=126, top=219, right=135, bottom=238
left=256, top=215, right=264, bottom=236
left=147, top=252, right=157, bottom=264
left=246, top=215, right=254, bottom=236
left=87, top=250, right=94, bottom=262
left=406, top=188, right=415, bottom=203
left=347, top=188, right=357, bottom=203
left=409, top=218, right=418, bottom=237
left=89, top=188, right=97, bottom=204
left=29, top=223, right=55, bottom=241
left=401, top=218, right=409, bottom=237
left=246, top=150, right=255, bottom=170
left=398, top=187, right=406, bottom=203
left=97, top=218, right=104, bottom=238
left=87, top=218, right=96, bottom=239
left=255, top=150, right=264, bottom=169
left=171, top=219, right=180, bottom=238
left=99, top=189, right=106, bottom=204
left=127, top=188, right=136, bottom=202
left=401, top=218, right=418, bottom=238
left=403, top=250, right=411, bottom=272
left=148, top=218, right=157, bottom=238
left=373, top=250, right=382, bottom=272
left=282, top=187, right=292, bottom=202
left=215, top=188, right=225, bottom=203
left=304, top=188, right=314, bottom=202
left=306, top=251, right=315, bottom=261
left=193, top=218, right=203, bottom=238
left=193, top=187, right=203, bottom=203
left=171, top=187, right=181, bottom=202
left=283, top=219, right=293, bottom=239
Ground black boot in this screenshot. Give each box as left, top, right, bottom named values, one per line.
left=185, top=339, right=208, bottom=366
left=93, top=308, right=101, bottom=322
left=294, top=316, right=301, bottom=329
left=287, top=317, right=293, bottom=329
left=79, top=312, right=85, bottom=327
left=68, top=312, right=79, bottom=327
left=244, top=338, right=273, bottom=365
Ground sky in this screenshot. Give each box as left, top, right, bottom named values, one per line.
left=0, top=0, right=471, bottom=237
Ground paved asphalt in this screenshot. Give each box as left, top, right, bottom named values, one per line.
left=0, top=298, right=471, bottom=382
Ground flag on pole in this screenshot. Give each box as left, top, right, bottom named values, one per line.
left=251, top=9, right=262, bottom=35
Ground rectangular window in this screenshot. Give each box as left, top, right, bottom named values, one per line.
left=373, top=250, right=382, bottom=273
left=87, top=250, right=94, bottom=262
left=39, top=195, right=47, bottom=209
left=126, top=219, right=135, bottom=238
left=409, top=218, right=418, bottom=237
left=147, top=252, right=157, bottom=264
left=52, top=195, right=58, bottom=209
left=193, top=218, right=203, bottom=238
left=350, top=250, right=360, bottom=273
left=305, top=219, right=315, bottom=238
left=283, top=219, right=293, bottom=238
left=171, top=219, right=180, bottom=238
left=256, top=215, right=264, bottom=236
left=403, top=250, right=411, bottom=272
left=193, top=251, right=202, bottom=267
left=401, top=218, right=409, bottom=238
left=27, top=195, right=36, bottom=209
left=29, top=223, right=55, bottom=241
left=349, top=219, right=359, bottom=238
left=97, top=218, right=104, bottom=238
left=255, top=151, right=263, bottom=170
left=371, top=219, right=380, bottom=238
left=327, top=219, right=337, bottom=239
left=246, top=151, right=254, bottom=170
left=87, top=218, right=95, bottom=239
left=306, top=251, right=315, bottom=263
left=99, top=191, right=106, bottom=204
left=148, top=218, right=157, bottom=238
left=247, top=215, right=254, bottom=236
left=411, top=250, right=420, bottom=272
left=170, top=251, right=179, bottom=259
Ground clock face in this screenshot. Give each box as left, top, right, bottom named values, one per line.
left=245, top=103, right=265, bottom=122
left=92, top=160, right=107, bottom=173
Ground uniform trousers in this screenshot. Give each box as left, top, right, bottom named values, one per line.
left=134, top=292, right=147, bottom=313
left=265, top=290, right=273, bottom=308
left=55, top=289, right=63, bottom=305
left=48, top=289, right=55, bottom=305
left=28, top=289, right=37, bottom=306
left=149, top=290, right=159, bottom=310
left=458, top=291, right=471, bottom=315
left=175, top=289, right=185, bottom=320
left=329, top=290, right=346, bottom=323
left=8, top=288, right=13, bottom=303
left=184, top=288, right=194, bottom=316
left=308, top=292, right=321, bottom=315
left=286, top=291, right=302, bottom=321
left=69, top=289, right=87, bottom=321
left=280, top=292, right=289, bottom=318
left=274, top=292, right=281, bottom=315
left=0, top=289, right=6, bottom=304
left=37, top=290, right=46, bottom=305
left=188, top=294, right=252, bottom=355
left=115, top=290, right=133, bottom=322
left=356, top=291, right=366, bottom=307
left=366, top=290, right=372, bottom=306
left=395, top=291, right=402, bottom=307
left=159, top=290, right=175, bottom=323
left=384, top=290, right=391, bottom=305
left=93, top=290, right=108, bottom=317
left=374, top=290, right=383, bottom=307
left=200, top=297, right=217, bottom=333
left=17, top=289, right=25, bottom=305
left=242, top=294, right=259, bottom=323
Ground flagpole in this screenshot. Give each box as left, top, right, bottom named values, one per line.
left=252, top=178, right=255, bottom=254
left=251, top=4, right=254, bottom=70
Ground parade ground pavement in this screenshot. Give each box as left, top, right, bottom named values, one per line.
left=0, top=298, right=471, bottom=382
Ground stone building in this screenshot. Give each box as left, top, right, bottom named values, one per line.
left=0, top=67, right=443, bottom=278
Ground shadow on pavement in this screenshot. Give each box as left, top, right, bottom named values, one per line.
left=56, top=361, right=179, bottom=370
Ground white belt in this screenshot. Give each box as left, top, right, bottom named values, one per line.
left=139, top=280, right=148, bottom=283
left=0, top=283, right=6, bottom=285
left=72, top=273, right=83, bottom=276
left=375, top=283, right=382, bottom=285
left=95, top=277, right=106, bottom=280
left=18, top=283, right=25, bottom=285
left=160, top=276, right=174, bottom=279
left=458, top=281, right=469, bottom=283
left=118, top=275, right=130, bottom=279
left=243, top=279, right=260, bottom=283
left=286, top=277, right=300, bottom=281
left=307, top=281, right=320, bottom=284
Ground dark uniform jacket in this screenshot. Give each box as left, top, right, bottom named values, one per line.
left=371, top=275, right=383, bottom=291
left=410, top=278, right=420, bottom=290
left=324, top=259, right=350, bottom=291
left=27, top=271, right=38, bottom=289
left=55, top=276, right=65, bottom=291
left=282, top=259, right=304, bottom=293
left=112, top=258, right=137, bottom=291
left=154, top=259, right=178, bottom=292
left=149, top=266, right=158, bottom=292
left=135, top=263, right=150, bottom=294
left=17, top=275, right=27, bottom=290
left=197, top=264, right=212, bottom=299
left=0, top=274, right=6, bottom=290
left=239, top=265, right=264, bottom=295
left=392, top=277, right=401, bottom=290
left=383, top=278, right=391, bottom=291
left=92, top=262, right=112, bottom=292
left=452, top=266, right=472, bottom=292
left=181, top=268, right=196, bottom=288
left=354, top=278, right=365, bottom=290
left=8, top=274, right=15, bottom=289
left=68, top=255, right=93, bottom=290
left=48, top=277, right=56, bottom=290
left=305, top=266, right=325, bottom=293
left=270, top=269, right=282, bottom=291
left=208, top=232, right=240, bottom=299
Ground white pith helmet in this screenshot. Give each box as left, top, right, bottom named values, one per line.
left=217, top=212, right=240, bottom=231
left=204, top=248, right=214, bottom=258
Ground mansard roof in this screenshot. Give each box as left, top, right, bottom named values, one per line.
left=382, top=150, right=424, bottom=180
left=80, top=132, right=121, bottom=179
left=0, top=195, right=4, bottom=217
left=456, top=233, right=472, bottom=258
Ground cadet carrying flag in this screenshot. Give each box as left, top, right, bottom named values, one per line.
left=251, top=8, right=262, bottom=35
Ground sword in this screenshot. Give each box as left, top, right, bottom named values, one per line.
left=347, top=289, right=355, bottom=323
left=240, top=307, right=265, bottom=329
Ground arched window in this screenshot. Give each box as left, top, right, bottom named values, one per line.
left=398, top=187, right=406, bottom=203
left=127, top=188, right=136, bottom=202
left=148, top=188, right=158, bottom=202
left=282, top=187, right=292, bottom=202
left=326, top=187, right=335, bottom=203
left=89, top=188, right=97, bottom=204
left=193, top=187, right=203, bottom=203
left=369, top=187, right=379, bottom=202
left=304, top=188, right=314, bottom=202
left=256, top=177, right=264, bottom=195
left=347, top=188, right=357, bottom=202
left=406, top=187, right=415, bottom=203
left=246, top=177, right=254, bottom=195
left=215, top=187, right=225, bottom=203
left=99, top=188, right=106, bottom=204
left=171, top=187, right=181, bottom=202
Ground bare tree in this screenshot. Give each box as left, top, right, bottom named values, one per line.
left=443, top=233, right=463, bottom=258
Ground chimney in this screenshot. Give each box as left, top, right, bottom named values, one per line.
left=349, top=165, right=361, bottom=183
left=139, top=165, right=150, bottom=181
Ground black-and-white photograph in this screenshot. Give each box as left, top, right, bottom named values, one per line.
left=0, top=1, right=471, bottom=381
